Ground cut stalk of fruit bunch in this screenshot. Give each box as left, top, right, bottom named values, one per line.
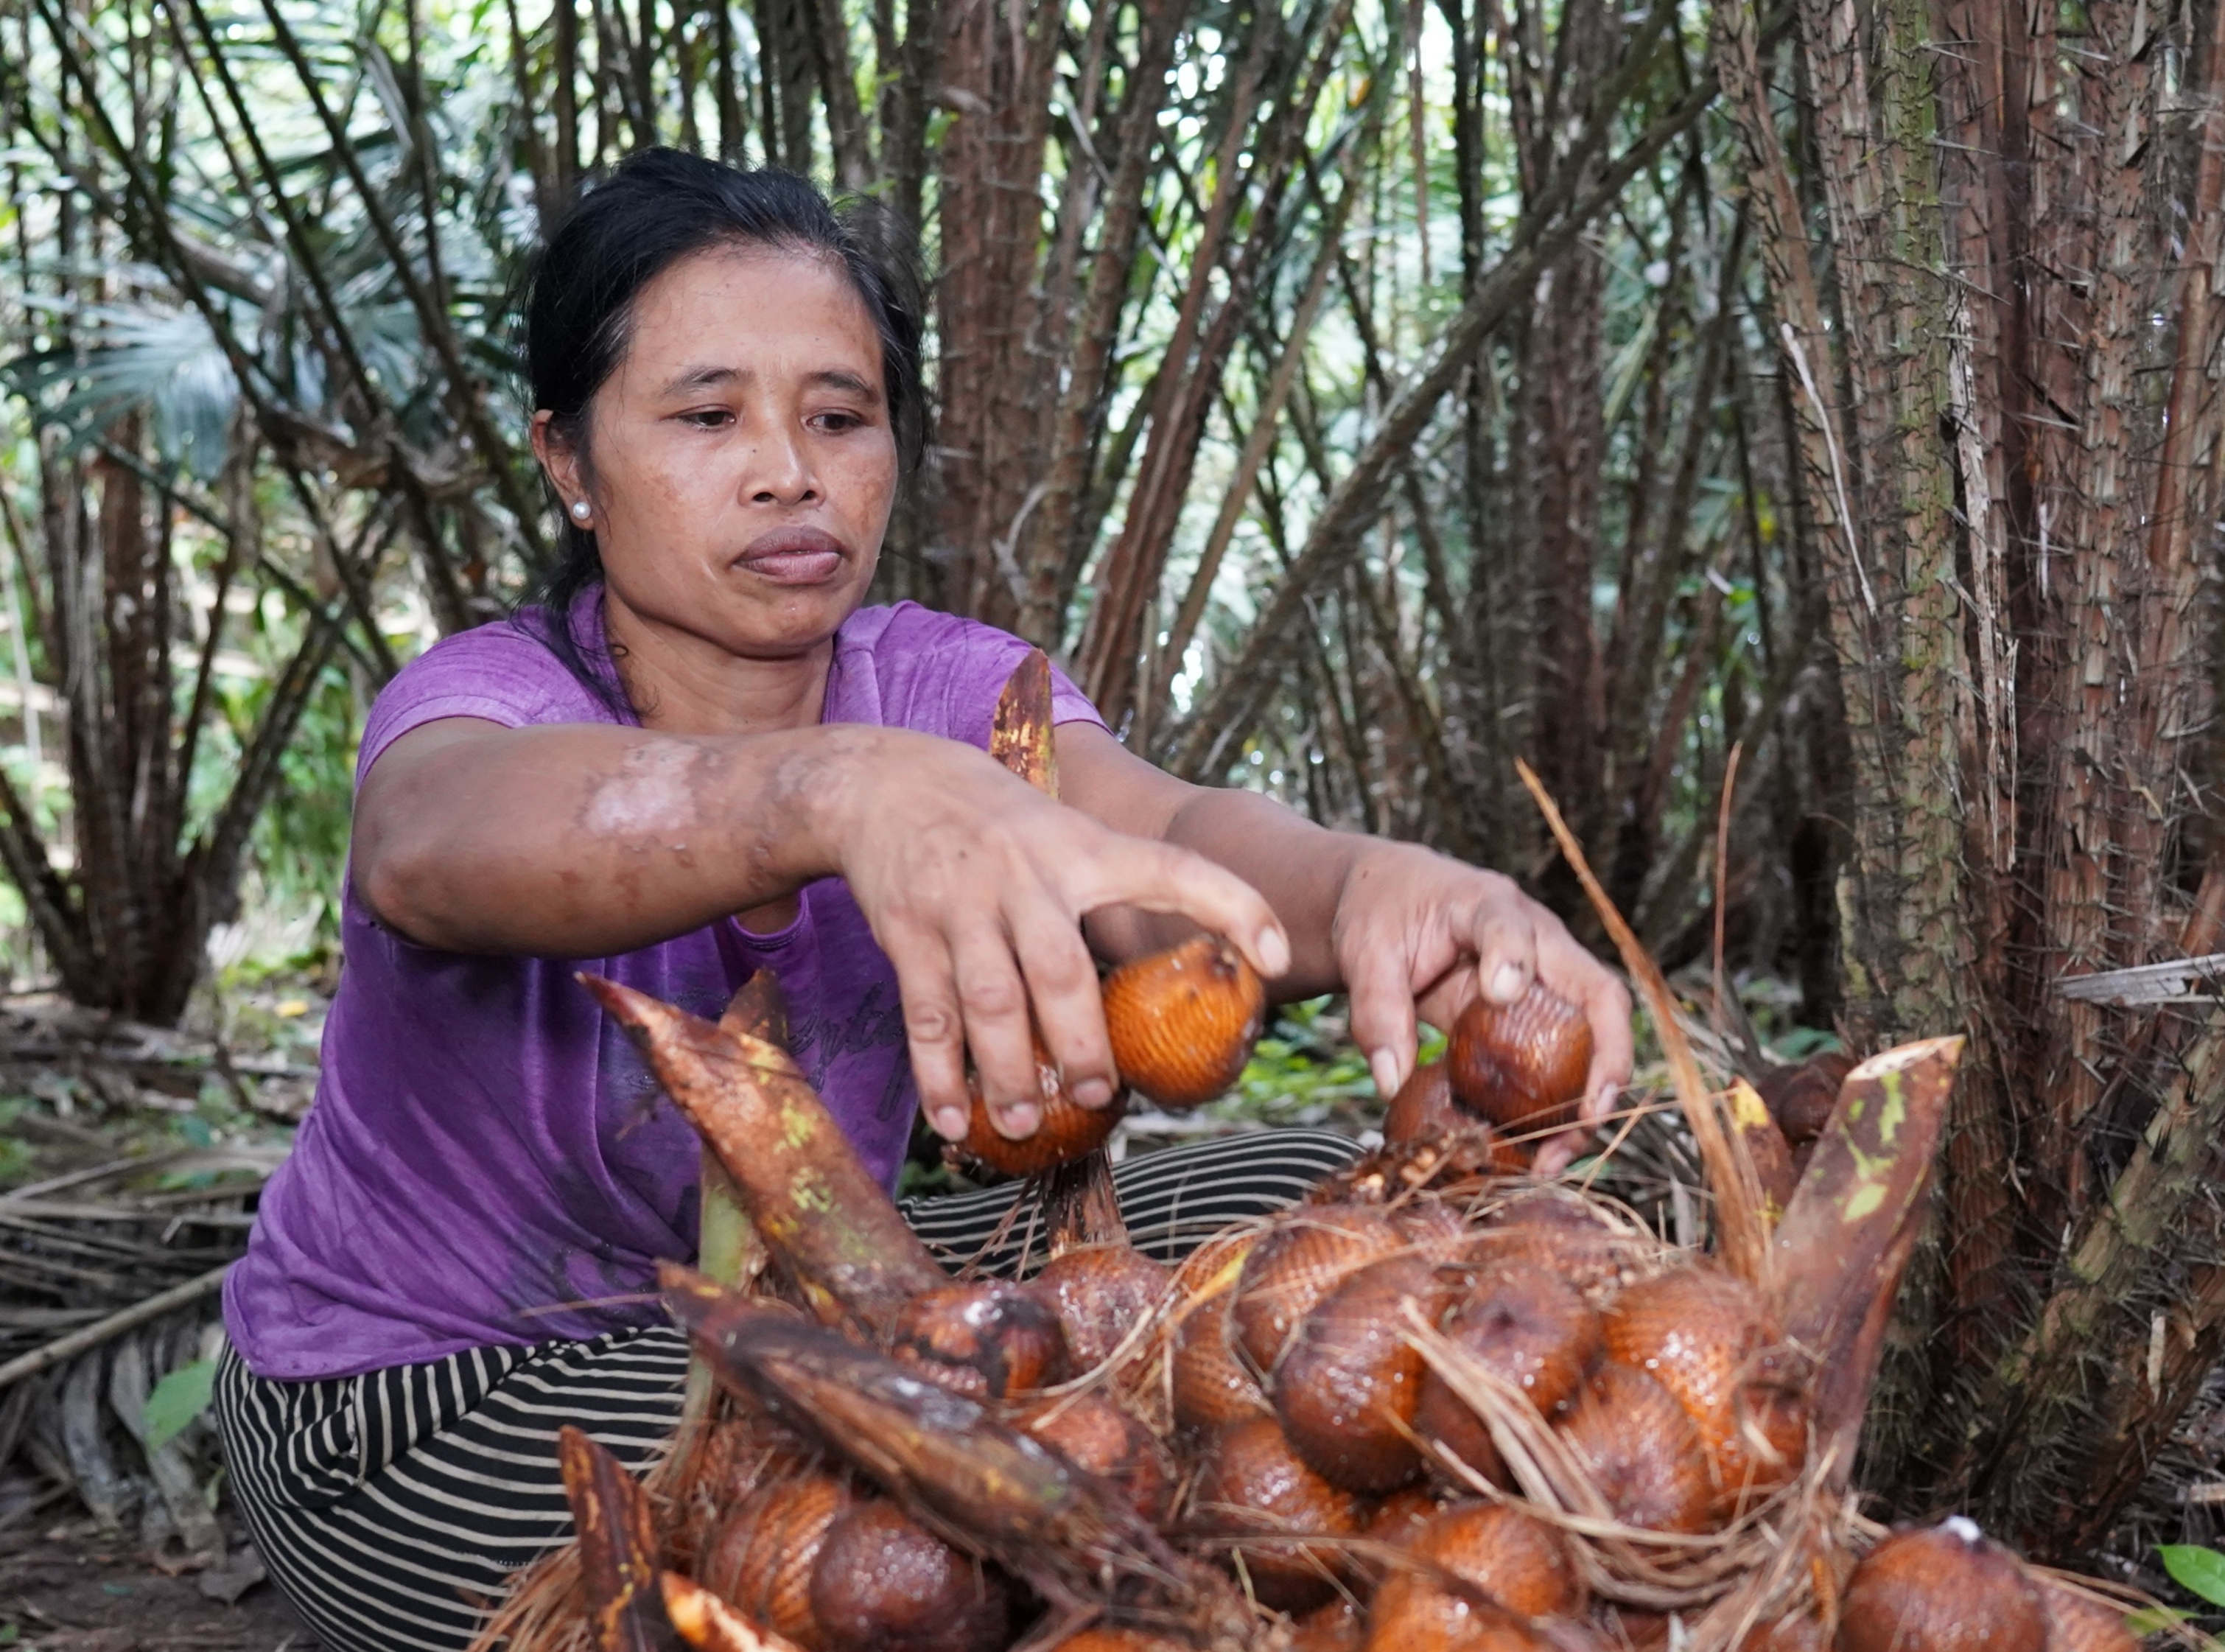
left=964, top=655, right=1266, bottom=1174
left=680, top=972, right=787, bottom=1441
left=963, top=650, right=1129, bottom=1179
left=582, top=973, right=945, bottom=1339
left=662, top=1570, right=805, bottom=1652
left=558, top=1424, right=677, bottom=1652
left=661, top=1264, right=1255, bottom=1642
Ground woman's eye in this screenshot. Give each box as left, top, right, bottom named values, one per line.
left=813, top=411, right=863, bottom=433
left=679, top=408, right=735, bottom=429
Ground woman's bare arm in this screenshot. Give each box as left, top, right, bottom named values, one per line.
left=357, top=717, right=853, bottom=955
left=354, top=717, right=1287, bottom=1141
left=1057, top=722, right=1633, bottom=1169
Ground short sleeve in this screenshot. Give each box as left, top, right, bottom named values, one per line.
left=824, top=604, right=1108, bottom=751
left=1047, top=660, right=1104, bottom=729
left=356, top=617, right=619, bottom=786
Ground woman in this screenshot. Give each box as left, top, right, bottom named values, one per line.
left=217, top=150, right=1632, bottom=1652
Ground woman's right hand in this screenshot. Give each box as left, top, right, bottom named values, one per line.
left=814, top=727, right=1289, bottom=1144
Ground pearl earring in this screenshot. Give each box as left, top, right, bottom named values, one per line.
left=570, top=501, right=591, bottom=522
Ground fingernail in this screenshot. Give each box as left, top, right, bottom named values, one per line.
left=933, top=1107, right=968, bottom=1141
left=1073, top=1076, right=1115, bottom=1109
left=1489, top=962, right=1527, bottom=1003
left=995, top=1103, right=1040, bottom=1140
left=1369, top=1049, right=1401, bottom=1099
left=1259, top=929, right=1291, bottom=978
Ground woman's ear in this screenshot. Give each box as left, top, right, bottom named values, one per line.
left=530, top=410, right=589, bottom=513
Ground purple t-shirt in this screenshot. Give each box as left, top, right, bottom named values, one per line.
left=224, top=593, right=1104, bottom=1381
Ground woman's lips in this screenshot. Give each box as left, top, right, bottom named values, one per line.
left=735, top=528, right=846, bottom=585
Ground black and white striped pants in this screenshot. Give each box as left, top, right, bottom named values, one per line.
left=216, top=1130, right=1362, bottom=1652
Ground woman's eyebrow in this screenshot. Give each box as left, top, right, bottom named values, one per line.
left=660, top=364, right=743, bottom=395
left=655, top=365, right=880, bottom=401
left=807, top=368, right=881, bottom=402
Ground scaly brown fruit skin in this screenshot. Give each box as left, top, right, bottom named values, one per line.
left=1233, top=1205, right=1404, bottom=1374
left=1737, top=1617, right=1828, bottom=1652
left=2036, top=1581, right=2141, bottom=1652
left=1415, top=1259, right=1602, bottom=1488
left=1555, top=1362, right=1715, bottom=1535
left=1395, top=1199, right=1477, bottom=1266
left=1102, top=936, right=1266, bottom=1107
left=1170, top=1231, right=1273, bottom=1434
left=806, top=1502, right=1010, bottom=1652
left=1754, top=1052, right=1854, bottom=1145
left=1348, top=1485, right=1443, bottom=1600
left=1835, top=1520, right=2048, bottom=1652
left=1445, top=985, right=1592, bottom=1133
left=1291, top=1597, right=1368, bottom=1652
left=700, top=1473, right=853, bottom=1650
left=1031, top=1244, right=1171, bottom=1374
left=959, top=1037, right=1125, bottom=1175
left=1367, top=1485, right=1443, bottom=1547
left=1275, top=1255, right=1457, bottom=1493
left=1468, top=1191, right=1644, bottom=1303
left=1384, top=1059, right=1464, bottom=1144
left=887, top=1281, right=1071, bottom=1399
left=1012, top=1393, right=1177, bottom=1524
left=1599, top=1265, right=1808, bottom=1519
left=1188, top=1413, right=1366, bottom=1614
left=1384, top=1061, right=1545, bottom=1169
left=1362, top=1585, right=1552, bottom=1651
left=1377, top=1499, right=1585, bottom=1620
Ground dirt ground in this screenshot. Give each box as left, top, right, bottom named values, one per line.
left=2, top=1525, right=315, bottom=1651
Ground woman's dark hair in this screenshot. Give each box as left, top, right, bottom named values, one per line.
left=516, top=149, right=927, bottom=704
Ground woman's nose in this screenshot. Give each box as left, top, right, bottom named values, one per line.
left=745, top=427, right=819, bottom=505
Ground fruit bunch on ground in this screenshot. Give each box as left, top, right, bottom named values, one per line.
left=477, top=955, right=2142, bottom=1652
left=478, top=663, right=2145, bottom=1652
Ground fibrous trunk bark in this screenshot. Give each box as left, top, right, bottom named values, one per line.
left=1713, top=0, right=2225, bottom=1550
left=922, top=0, right=1064, bottom=632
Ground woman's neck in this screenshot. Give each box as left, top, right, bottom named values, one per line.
left=598, top=585, right=837, bottom=737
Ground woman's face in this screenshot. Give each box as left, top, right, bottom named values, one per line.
left=536, top=245, right=898, bottom=663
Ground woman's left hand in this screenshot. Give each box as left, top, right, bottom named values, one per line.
left=1331, top=841, right=1633, bottom=1177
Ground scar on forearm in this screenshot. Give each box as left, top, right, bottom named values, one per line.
left=581, top=741, right=706, bottom=844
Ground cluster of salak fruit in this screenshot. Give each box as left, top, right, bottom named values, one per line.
left=483, top=657, right=2145, bottom=1652
left=483, top=944, right=2145, bottom=1652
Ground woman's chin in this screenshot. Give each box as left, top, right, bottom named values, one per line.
left=606, top=555, right=877, bottom=661
left=712, top=573, right=870, bottom=654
